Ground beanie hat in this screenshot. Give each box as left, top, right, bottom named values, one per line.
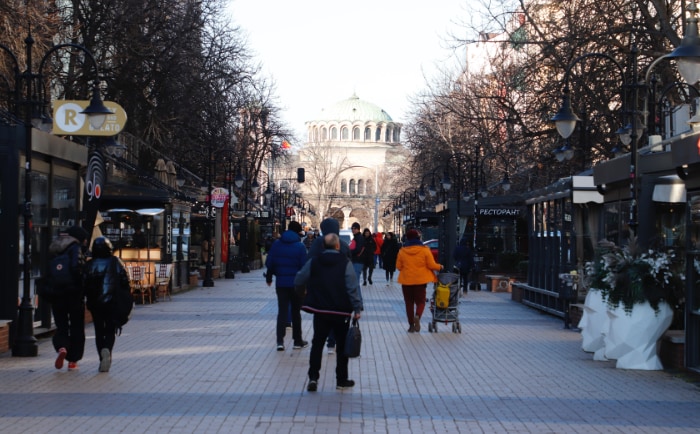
left=406, top=229, right=420, bottom=240
left=351, top=222, right=361, bottom=230
left=288, top=221, right=303, bottom=234
left=65, top=225, right=89, bottom=243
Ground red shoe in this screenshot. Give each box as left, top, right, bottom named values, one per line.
left=55, top=348, right=67, bottom=370
left=67, top=362, right=78, bottom=371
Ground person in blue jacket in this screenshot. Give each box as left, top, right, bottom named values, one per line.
left=265, top=220, right=309, bottom=351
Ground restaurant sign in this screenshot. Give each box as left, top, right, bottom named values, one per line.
left=211, top=187, right=229, bottom=208
left=478, top=207, right=522, bottom=217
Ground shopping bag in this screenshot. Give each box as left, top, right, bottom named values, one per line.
left=344, top=318, right=362, bottom=358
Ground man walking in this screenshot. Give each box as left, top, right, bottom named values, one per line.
left=266, top=221, right=309, bottom=351
left=349, top=222, right=365, bottom=286
left=295, top=233, right=363, bottom=392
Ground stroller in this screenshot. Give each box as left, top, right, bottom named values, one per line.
left=427, top=272, right=461, bottom=333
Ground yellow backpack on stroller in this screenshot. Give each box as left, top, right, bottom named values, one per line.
left=435, top=282, right=451, bottom=308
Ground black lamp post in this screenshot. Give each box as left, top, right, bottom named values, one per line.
left=202, top=147, right=215, bottom=287
left=224, top=153, right=236, bottom=279
left=551, top=2, right=700, bottom=234
left=1, top=33, right=110, bottom=357
left=234, top=169, right=260, bottom=273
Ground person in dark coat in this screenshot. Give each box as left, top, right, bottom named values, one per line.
left=47, top=225, right=88, bottom=371
left=83, top=237, right=131, bottom=372
left=453, top=237, right=475, bottom=292
left=349, top=222, right=365, bottom=286
left=295, top=233, right=363, bottom=392
left=265, top=220, right=309, bottom=351
left=308, top=217, right=353, bottom=354
left=361, top=228, right=376, bottom=285
left=381, top=232, right=400, bottom=283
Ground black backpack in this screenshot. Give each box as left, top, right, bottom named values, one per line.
left=38, top=248, right=79, bottom=299
left=107, top=258, right=134, bottom=334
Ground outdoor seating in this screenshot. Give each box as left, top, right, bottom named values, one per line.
left=154, top=263, right=173, bottom=301
left=127, top=264, right=150, bottom=304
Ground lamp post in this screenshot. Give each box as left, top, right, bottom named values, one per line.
left=551, top=2, right=700, bottom=234
left=234, top=167, right=260, bottom=273
left=202, top=147, right=215, bottom=287
left=1, top=32, right=110, bottom=357
left=222, top=151, right=236, bottom=279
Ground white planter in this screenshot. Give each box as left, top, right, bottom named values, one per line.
left=604, top=301, right=673, bottom=370
left=579, top=290, right=609, bottom=360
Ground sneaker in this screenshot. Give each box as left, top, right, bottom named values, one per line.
left=307, top=380, right=318, bottom=392
left=67, top=362, right=79, bottom=371
left=414, top=319, right=421, bottom=332
left=336, top=379, right=355, bottom=390
left=327, top=346, right=335, bottom=355
left=99, top=348, right=111, bottom=372
left=407, top=325, right=415, bottom=333
left=277, top=344, right=284, bottom=351
left=55, top=348, right=67, bottom=370
left=293, top=340, right=309, bottom=349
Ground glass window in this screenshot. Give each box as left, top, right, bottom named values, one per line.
left=52, top=175, right=78, bottom=230
left=365, top=127, right=371, bottom=140
left=341, top=127, right=349, bottom=140
left=375, top=128, right=381, bottom=141
left=358, top=179, right=364, bottom=194
left=321, top=127, right=327, bottom=141
left=340, top=179, right=347, bottom=193
left=331, top=127, right=338, bottom=140
left=353, top=127, right=360, bottom=140
left=349, top=179, right=356, bottom=194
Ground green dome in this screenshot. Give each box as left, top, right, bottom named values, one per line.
left=314, top=94, right=393, bottom=122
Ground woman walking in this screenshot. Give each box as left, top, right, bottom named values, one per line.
left=381, top=232, right=400, bottom=283
left=361, top=228, right=376, bottom=285
left=396, top=229, right=442, bottom=333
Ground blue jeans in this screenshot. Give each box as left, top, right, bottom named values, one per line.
left=352, top=262, right=364, bottom=300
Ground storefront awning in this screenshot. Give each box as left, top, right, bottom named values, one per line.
left=652, top=175, right=686, bottom=203
left=572, top=176, right=603, bottom=204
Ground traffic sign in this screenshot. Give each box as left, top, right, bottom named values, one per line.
left=53, top=100, right=127, bottom=136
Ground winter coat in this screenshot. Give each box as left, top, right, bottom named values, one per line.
left=396, top=239, right=442, bottom=285
left=361, top=235, right=376, bottom=267
left=381, top=237, right=400, bottom=272
left=308, top=218, right=351, bottom=259
left=453, top=239, right=475, bottom=274
left=47, top=235, right=85, bottom=297
left=265, top=229, right=308, bottom=288
left=349, top=232, right=366, bottom=264
left=83, top=256, right=130, bottom=312
left=295, top=250, right=363, bottom=315
left=373, top=232, right=383, bottom=254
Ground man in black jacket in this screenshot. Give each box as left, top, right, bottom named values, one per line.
left=295, top=233, right=363, bottom=392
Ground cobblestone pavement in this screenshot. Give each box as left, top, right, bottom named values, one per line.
left=1, top=268, right=699, bottom=433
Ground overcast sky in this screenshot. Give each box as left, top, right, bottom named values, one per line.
left=226, top=0, right=468, bottom=142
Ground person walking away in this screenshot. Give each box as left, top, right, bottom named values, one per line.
left=452, top=237, right=475, bottom=293
left=373, top=231, right=384, bottom=269
left=295, top=233, right=363, bottom=392
left=265, top=221, right=309, bottom=351
left=47, top=225, right=89, bottom=371
left=396, top=229, right=443, bottom=333
left=381, top=232, right=400, bottom=284
left=361, top=228, right=376, bottom=285
left=308, top=218, right=354, bottom=354
left=83, top=237, right=131, bottom=372
left=349, top=222, right=365, bottom=287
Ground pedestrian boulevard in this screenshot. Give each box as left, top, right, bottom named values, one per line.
left=1, top=269, right=699, bottom=433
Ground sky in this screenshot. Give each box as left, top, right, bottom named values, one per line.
left=225, top=0, right=469, bottom=141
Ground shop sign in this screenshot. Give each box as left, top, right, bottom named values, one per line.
left=478, top=207, right=522, bottom=217
left=211, top=187, right=229, bottom=208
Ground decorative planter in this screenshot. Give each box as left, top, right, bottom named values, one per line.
left=579, top=290, right=609, bottom=360
left=604, top=301, right=673, bottom=370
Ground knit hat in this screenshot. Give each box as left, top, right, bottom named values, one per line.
left=287, top=221, right=303, bottom=234
left=406, top=229, right=420, bottom=240
left=65, top=225, right=89, bottom=243
left=351, top=222, right=361, bottom=230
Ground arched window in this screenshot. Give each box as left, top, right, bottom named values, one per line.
left=349, top=179, right=356, bottom=194
left=357, top=179, right=364, bottom=195
left=314, top=127, right=319, bottom=142
left=364, top=127, right=371, bottom=141
left=385, top=129, right=390, bottom=142
left=321, top=127, right=327, bottom=141
left=353, top=127, right=360, bottom=140
left=385, top=127, right=392, bottom=143
left=375, top=127, right=381, bottom=141
left=340, top=179, right=347, bottom=193
left=393, top=128, right=400, bottom=143
left=366, top=179, right=373, bottom=195
left=331, top=127, right=338, bottom=140
left=341, top=127, right=349, bottom=140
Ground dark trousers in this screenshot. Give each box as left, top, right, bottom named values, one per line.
left=362, top=264, right=374, bottom=282
left=308, top=313, right=351, bottom=382
left=89, top=304, right=116, bottom=357
left=51, top=296, right=85, bottom=362
left=401, top=284, right=427, bottom=326
left=276, top=287, right=302, bottom=345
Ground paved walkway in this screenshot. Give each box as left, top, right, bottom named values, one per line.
left=1, top=268, right=699, bottom=433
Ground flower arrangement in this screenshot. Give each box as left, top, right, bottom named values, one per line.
left=584, top=235, right=685, bottom=314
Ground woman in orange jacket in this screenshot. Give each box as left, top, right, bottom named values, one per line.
left=396, top=229, right=443, bottom=332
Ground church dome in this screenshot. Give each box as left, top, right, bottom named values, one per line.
left=313, top=94, right=393, bottom=123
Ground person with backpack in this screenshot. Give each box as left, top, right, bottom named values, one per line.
left=46, top=225, right=89, bottom=371
left=83, top=237, right=133, bottom=372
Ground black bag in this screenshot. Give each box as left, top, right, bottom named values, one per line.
left=108, top=258, right=134, bottom=334
left=38, top=250, right=76, bottom=298
left=344, top=318, right=362, bottom=358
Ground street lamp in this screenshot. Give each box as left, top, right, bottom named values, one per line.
left=1, top=32, right=110, bottom=357
left=202, top=149, right=215, bottom=287
left=234, top=167, right=260, bottom=273
left=552, top=2, right=700, bottom=233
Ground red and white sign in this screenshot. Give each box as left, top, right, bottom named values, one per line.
left=211, top=188, right=229, bottom=208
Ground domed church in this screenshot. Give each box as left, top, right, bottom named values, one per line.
left=298, top=94, right=408, bottom=231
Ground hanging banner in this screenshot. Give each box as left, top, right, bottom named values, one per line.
left=82, top=148, right=105, bottom=245
left=53, top=100, right=127, bottom=136
left=211, top=187, right=229, bottom=208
